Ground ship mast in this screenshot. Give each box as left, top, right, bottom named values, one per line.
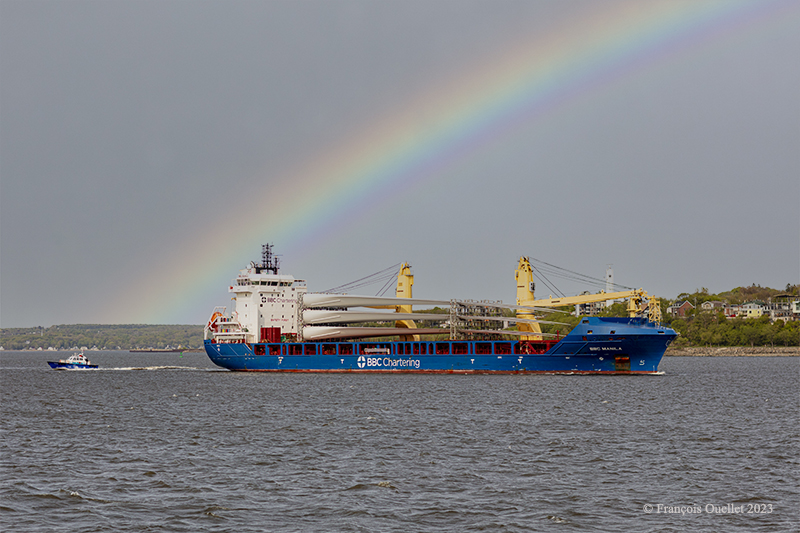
left=258, top=243, right=280, bottom=274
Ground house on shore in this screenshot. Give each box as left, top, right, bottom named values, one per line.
left=742, top=301, right=765, bottom=319
left=701, top=301, right=725, bottom=312
left=667, top=301, right=694, bottom=317
left=724, top=303, right=742, bottom=318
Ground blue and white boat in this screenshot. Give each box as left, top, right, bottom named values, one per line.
left=48, top=351, right=98, bottom=370
left=203, top=245, right=677, bottom=374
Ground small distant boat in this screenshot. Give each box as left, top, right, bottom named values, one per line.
left=47, top=352, right=98, bottom=370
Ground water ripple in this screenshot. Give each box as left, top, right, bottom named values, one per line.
left=1, top=352, right=798, bottom=532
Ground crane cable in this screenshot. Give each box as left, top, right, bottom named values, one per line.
left=528, top=257, right=636, bottom=292
left=322, top=263, right=401, bottom=294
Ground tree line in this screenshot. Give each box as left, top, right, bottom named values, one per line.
left=659, top=285, right=798, bottom=347
left=667, top=313, right=798, bottom=347
left=1, top=284, right=797, bottom=350
left=0, top=324, right=204, bottom=351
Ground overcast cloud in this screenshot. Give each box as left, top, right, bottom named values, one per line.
left=1, top=0, right=798, bottom=328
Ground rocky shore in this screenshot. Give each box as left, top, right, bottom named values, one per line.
left=666, top=346, right=798, bottom=356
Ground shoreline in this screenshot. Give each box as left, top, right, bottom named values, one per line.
left=666, top=346, right=798, bottom=357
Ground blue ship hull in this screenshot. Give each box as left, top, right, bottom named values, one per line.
left=47, top=362, right=98, bottom=370
left=204, top=317, right=676, bottom=375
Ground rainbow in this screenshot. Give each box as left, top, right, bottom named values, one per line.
left=113, top=0, right=794, bottom=324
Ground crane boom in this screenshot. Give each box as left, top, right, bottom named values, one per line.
left=515, top=257, right=662, bottom=328
left=528, top=289, right=645, bottom=309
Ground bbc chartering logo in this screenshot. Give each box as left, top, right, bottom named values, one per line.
left=355, top=355, right=420, bottom=369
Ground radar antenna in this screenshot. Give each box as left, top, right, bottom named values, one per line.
left=259, top=243, right=280, bottom=274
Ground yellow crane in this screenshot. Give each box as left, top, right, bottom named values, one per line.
left=515, top=257, right=662, bottom=340
left=394, top=263, right=420, bottom=341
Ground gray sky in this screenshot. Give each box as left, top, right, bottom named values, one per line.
left=2, top=0, right=798, bottom=328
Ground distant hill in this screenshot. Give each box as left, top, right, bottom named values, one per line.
left=675, top=284, right=798, bottom=306
left=0, top=324, right=203, bottom=351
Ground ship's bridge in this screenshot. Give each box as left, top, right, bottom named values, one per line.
left=230, top=270, right=306, bottom=292
left=227, top=266, right=308, bottom=342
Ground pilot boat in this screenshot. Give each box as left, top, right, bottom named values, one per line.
left=48, top=352, right=98, bottom=370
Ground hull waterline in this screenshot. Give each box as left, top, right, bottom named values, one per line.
left=205, top=317, right=675, bottom=374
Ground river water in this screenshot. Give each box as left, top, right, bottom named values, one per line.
left=1, top=351, right=797, bottom=532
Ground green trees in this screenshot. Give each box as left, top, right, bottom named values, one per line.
left=538, top=310, right=581, bottom=338
left=669, top=315, right=798, bottom=347
left=0, top=324, right=204, bottom=350
left=657, top=284, right=798, bottom=347
left=718, top=284, right=798, bottom=304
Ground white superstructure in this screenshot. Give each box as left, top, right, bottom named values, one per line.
left=229, top=267, right=306, bottom=341
left=205, top=244, right=307, bottom=344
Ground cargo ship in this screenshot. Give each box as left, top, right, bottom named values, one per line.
left=203, top=245, right=677, bottom=374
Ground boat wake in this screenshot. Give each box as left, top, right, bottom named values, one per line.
left=98, top=366, right=217, bottom=372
